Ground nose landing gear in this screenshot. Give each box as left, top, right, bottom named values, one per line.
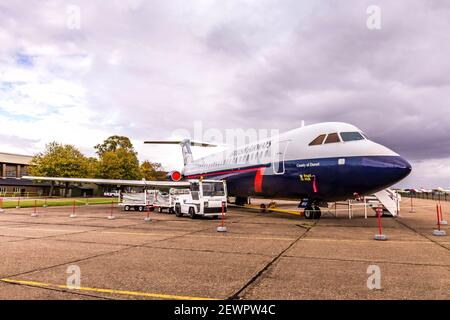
left=302, top=203, right=322, bottom=220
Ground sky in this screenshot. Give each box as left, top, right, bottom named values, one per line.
left=0, top=0, right=449, bottom=188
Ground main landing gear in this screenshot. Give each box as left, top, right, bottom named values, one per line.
left=235, top=196, right=249, bottom=206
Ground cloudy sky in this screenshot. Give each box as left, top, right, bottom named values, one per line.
left=0, top=0, right=449, bottom=188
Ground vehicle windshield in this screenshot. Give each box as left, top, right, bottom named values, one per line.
left=340, top=132, right=365, bottom=142
left=202, top=182, right=225, bottom=197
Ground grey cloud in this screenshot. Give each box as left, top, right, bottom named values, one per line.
left=0, top=0, right=449, bottom=186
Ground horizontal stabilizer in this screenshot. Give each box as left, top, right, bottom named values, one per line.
left=144, top=140, right=217, bottom=147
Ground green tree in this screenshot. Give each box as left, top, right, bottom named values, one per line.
left=86, top=157, right=99, bottom=178
left=29, top=142, right=91, bottom=196
left=95, top=136, right=136, bottom=157
left=96, top=137, right=141, bottom=180
left=140, top=161, right=167, bottom=181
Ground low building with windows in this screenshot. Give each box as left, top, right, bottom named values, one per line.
left=0, top=152, right=96, bottom=197
left=0, top=152, right=50, bottom=196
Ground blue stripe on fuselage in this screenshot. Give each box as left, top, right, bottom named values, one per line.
left=186, top=156, right=411, bottom=202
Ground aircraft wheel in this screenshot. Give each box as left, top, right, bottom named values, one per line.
left=189, top=207, right=196, bottom=219
left=304, top=209, right=314, bottom=219
left=235, top=196, right=248, bottom=206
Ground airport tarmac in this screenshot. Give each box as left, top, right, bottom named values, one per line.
left=0, top=198, right=449, bottom=300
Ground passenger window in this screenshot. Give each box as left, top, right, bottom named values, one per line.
left=309, top=134, right=326, bottom=146
left=324, top=133, right=340, bottom=144
left=340, top=132, right=365, bottom=142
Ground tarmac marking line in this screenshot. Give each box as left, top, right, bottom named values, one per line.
left=228, top=221, right=319, bottom=300
left=0, top=278, right=218, bottom=300
left=0, top=226, right=88, bottom=233
left=300, top=238, right=448, bottom=244
left=101, top=230, right=296, bottom=241
left=281, top=254, right=450, bottom=268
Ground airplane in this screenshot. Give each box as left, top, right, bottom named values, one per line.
left=145, top=122, right=411, bottom=218
left=24, top=122, right=412, bottom=220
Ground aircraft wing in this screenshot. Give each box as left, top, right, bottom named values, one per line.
left=22, top=176, right=191, bottom=187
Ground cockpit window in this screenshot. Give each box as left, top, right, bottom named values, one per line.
left=309, top=134, right=326, bottom=146
left=324, top=133, right=340, bottom=144
left=340, top=132, right=365, bottom=142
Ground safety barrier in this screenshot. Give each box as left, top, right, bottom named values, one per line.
left=0, top=197, right=119, bottom=209
left=217, top=202, right=227, bottom=232
left=374, top=207, right=387, bottom=240
left=107, top=201, right=116, bottom=220
left=433, top=203, right=447, bottom=236
left=31, top=200, right=38, bottom=217
left=439, top=203, right=448, bottom=225
left=144, top=205, right=152, bottom=222
left=69, top=200, right=77, bottom=218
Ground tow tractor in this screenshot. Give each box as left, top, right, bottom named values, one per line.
left=118, top=179, right=227, bottom=219
left=171, top=179, right=227, bottom=219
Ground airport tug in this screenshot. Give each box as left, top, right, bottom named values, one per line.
left=119, top=179, right=227, bottom=219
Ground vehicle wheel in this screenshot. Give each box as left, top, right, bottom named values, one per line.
left=138, top=206, right=144, bottom=212
left=158, top=207, right=163, bottom=213
left=175, top=205, right=182, bottom=217
left=260, top=203, right=267, bottom=213
left=124, top=205, right=130, bottom=212
left=313, top=206, right=322, bottom=219
left=168, top=207, right=174, bottom=214
left=212, top=215, right=219, bottom=220
left=189, top=207, right=196, bottom=219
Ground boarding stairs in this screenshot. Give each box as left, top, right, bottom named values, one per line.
left=331, top=188, right=401, bottom=219
left=367, top=188, right=401, bottom=217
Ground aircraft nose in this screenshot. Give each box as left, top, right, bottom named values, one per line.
left=370, top=156, right=412, bottom=187
left=361, top=156, right=412, bottom=192
left=396, top=156, right=412, bottom=179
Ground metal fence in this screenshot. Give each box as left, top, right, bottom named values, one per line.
left=399, top=192, right=449, bottom=202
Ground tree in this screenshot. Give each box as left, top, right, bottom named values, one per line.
left=140, top=161, right=167, bottom=181
left=95, top=136, right=136, bottom=157
left=86, top=157, right=99, bottom=178
left=29, top=142, right=91, bottom=196
left=96, top=137, right=141, bottom=180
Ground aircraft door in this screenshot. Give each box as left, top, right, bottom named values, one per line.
left=272, top=140, right=290, bottom=175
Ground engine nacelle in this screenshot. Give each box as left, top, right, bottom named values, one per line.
left=167, top=171, right=182, bottom=182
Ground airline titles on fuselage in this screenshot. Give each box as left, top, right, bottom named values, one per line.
left=296, top=162, right=321, bottom=168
